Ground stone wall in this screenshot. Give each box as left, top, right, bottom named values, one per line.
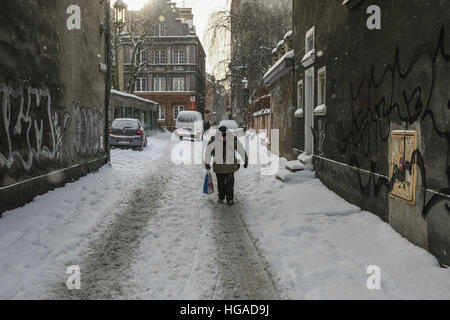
left=0, top=0, right=108, bottom=214
left=293, top=0, right=450, bottom=265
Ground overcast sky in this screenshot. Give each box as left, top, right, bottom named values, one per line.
left=123, top=0, right=229, bottom=42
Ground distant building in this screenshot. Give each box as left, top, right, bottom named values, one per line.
left=120, top=0, right=206, bottom=131
left=110, top=90, right=158, bottom=134
left=205, top=74, right=230, bottom=125
left=246, top=86, right=271, bottom=136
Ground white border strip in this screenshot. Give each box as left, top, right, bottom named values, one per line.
left=313, top=154, right=450, bottom=200
left=0, top=157, right=107, bottom=191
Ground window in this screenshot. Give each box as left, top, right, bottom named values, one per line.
left=133, top=109, right=141, bottom=120
left=136, top=50, right=146, bottom=65
left=172, top=77, right=185, bottom=92
left=158, top=106, right=166, bottom=121
left=125, top=107, right=132, bottom=118
left=317, top=67, right=326, bottom=105
left=152, top=50, right=167, bottom=64
left=135, top=77, right=147, bottom=92
left=114, top=107, right=123, bottom=119
left=155, top=22, right=167, bottom=36
left=297, top=80, right=304, bottom=109
left=154, top=77, right=166, bottom=91
left=173, top=105, right=184, bottom=120
left=173, top=50, right=185, bottom=64
left=124, top=46, right=131, bottom=64
left=306, top=27, right=315, bottom=53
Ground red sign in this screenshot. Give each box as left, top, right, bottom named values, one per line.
left=190, top=96, right=196, bottom=110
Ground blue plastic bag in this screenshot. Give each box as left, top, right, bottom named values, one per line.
left=203, top=170, right=214, bottom=195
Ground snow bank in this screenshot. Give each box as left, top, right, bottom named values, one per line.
left=0, top=132, right=171, bottom=299
left=238, top=150, right=450, bottom=299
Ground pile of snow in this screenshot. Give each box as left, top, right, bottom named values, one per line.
left=238, top=146, right=450, bottom=299
left=285, top=160, right=305, bottom=172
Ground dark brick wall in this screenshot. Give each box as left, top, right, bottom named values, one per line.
left=0, top=0, right=108, bottom=214
left=270, top=70, right=297, bottom=160
left=136, top=92, right=194, bottom=130
left=294, top=0, right=450, bottom=265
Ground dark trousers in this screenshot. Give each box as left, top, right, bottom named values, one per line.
left=216, top=173, right=235, bottom=201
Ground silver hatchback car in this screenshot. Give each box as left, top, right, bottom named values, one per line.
left=110, top=118, right=147, bottom=150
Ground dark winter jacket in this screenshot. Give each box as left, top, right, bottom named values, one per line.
left=205, top=134, right=248, bottom=174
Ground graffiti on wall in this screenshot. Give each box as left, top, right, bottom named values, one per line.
left=0, top=83, right=104, bottom=173
left=63, top=102, right=104, bottom=162
left=0, top=84, right=61, bottom=171
left=336, top=26, right=450, bottom=217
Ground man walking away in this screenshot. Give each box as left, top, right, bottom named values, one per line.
left=205, top=126, right=249, bottom=206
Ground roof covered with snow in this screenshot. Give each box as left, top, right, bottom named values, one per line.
left=263, top=50, right=294, bottom=86
left=111, top=89, right=159, bottom=105
left=283, top=30, right=293, bottom=40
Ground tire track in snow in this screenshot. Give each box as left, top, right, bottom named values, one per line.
left=50, top=145, right=174, bottom=300
left=210, top=202, right=280, bottom=300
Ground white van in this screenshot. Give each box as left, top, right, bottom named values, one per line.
left=175, top=111, right=204, bottom=141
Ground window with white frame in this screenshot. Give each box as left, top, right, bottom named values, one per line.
left=173, top=105, right=184, bottom=120
left=155, top=22, right=167, bottom=36
left=136, top=50, right=146, bottom=65
left=173, top=50, right=185, bottom=64
left=154, top=77, right=166, bottom=91
left=152, top=50, right=166, bottom=64
left=317, top=67, right=326, bottom=105
left=135, top=77, right=147, bottom=92
left=306, top=27, right=315, bottom=53
left=172, top=77, right=185, bottom=92
left=158, top=106, right=166, bottom=121
left=297, top=80, right=304, bottom=109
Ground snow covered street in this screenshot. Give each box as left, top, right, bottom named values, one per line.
left=0, top=133, right=449, bottom=300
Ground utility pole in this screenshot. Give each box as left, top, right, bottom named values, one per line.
left=105, top=0, right=112, bottom=163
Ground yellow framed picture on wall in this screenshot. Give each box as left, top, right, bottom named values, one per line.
left=389, top=131, right=418, bottom=205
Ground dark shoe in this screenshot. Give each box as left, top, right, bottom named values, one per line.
left=218, top=199, right=224, bottom=204
left=227, top=200, right=234, bottom=206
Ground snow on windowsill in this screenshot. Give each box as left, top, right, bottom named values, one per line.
left=294, top=108, right=304, bottom=119
left=301, top=49, right=316, bottom=67
left=314, top=104, right=327, bottom=116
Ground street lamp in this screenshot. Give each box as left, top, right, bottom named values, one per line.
left=241, top=78, right=249, bottom=127
left=242, top=78, right=249, bottom=90
left=103, top=0, right=128, bottom=162
left=114, top=0, right=128, bottom=29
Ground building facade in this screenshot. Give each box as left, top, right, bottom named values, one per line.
left=205, top=74, right=230, bottom=125
left=111, top=90, right=158, bottom=134
left=293, top=0, right=450, bottom=265
left=0, top=0, right=109, bottom=215
left=121, top=0, right=206, bottom=131
left=263, top=31, right=297, bottom=160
